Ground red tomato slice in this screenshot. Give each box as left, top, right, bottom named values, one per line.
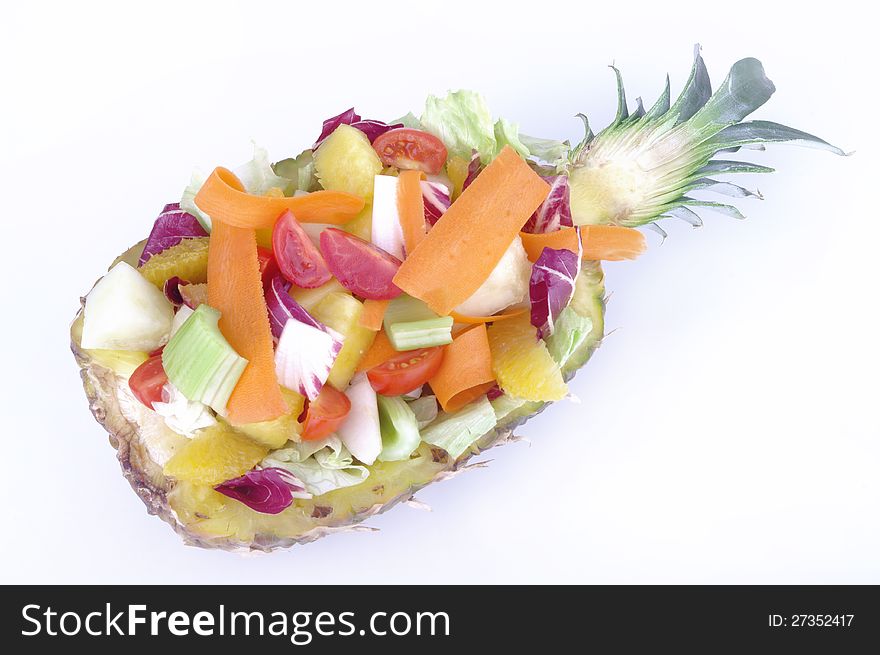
left=272, top=210, right=332, bottom=288
left=129, top=354, right=168, bottom=409
left=367, top=347, right=445, bottom=396
left=372, top=128, right=448, bottom=175
left=300, top=385, right=352, bottom=441
left=257, top=246, right=280, bottom=288
left=319, top=228, right=403, bottom=300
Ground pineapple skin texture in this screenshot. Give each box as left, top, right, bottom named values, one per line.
left=71, top=240, right=606, bottom=552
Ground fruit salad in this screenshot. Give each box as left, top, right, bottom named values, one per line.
left=71, top=47, right=843, bottom=550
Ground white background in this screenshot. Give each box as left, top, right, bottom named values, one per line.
left=1, top=0, right=876, bottom=584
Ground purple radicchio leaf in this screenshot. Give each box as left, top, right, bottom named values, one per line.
left=138, top=203, right=208, bottom=266
left=312, top=108, right=403, bottom=149
left=266, top=276, right=326, bottom=340
left=215, top=468, right=310, bottom=515
left=461, top=151, right=482, bottom=191
left=421, top=180, right=451, bottom=227
left=163, top=276, right=189, bottom=307
left=486, top=384, right=504, bottom=401
left=529, top=246, right=580, bottom=339
left=522, top=176, right=573, bottom=233
left=268, top=276, right=344, bottom=400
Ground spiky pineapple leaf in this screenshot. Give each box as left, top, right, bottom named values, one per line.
left=568, top=47, right=845, bottom=228
left=687, top=178, right=763, bottom=199
left=671, top=45, right=712, bottom=124
left=708, top=120, right=848, bottom=155
left=698, top=160, right=775, bottom=176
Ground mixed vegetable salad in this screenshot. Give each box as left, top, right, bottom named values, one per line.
left=75, top=47, right=842, bottom=542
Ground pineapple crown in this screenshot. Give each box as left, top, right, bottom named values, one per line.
left=567, top=45, right=847, bottom=234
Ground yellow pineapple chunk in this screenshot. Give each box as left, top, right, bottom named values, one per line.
left=289, top=278, right=348, bottom=312
left=139, top=237, right=210, bottom=289
left=314, top=124, right=383, bottom=199
left=445, top=156, right=470, bottom=199
left=163, top=422, right=269, bottom=487
left=234, top=387, right=304, bottom=449
left=342, top=203, right=373, bottom=242
left=311, top=292, right=376, bottom=389
left=487, top=315, right=568, bottom=402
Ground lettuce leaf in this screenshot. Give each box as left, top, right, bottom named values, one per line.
left=420, top=396, right=497, bottom=459
left=545, top=306, right=593, bottom=368
left=421, top=90, right=530, bottom=163
left=272, top=149, right=317, bottom=194
left=493, top=118, right=530, bottom=158
left=519, top=134, right=570, bottom=165
left=261, top=436, right=369, bottom=496
left=235, top=142, right=292, bottom=196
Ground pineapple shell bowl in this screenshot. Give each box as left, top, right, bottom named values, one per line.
left=71, top=241, right=605, bottom=551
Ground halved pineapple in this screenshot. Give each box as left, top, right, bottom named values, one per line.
left=313, top=124, right=383, bottom=199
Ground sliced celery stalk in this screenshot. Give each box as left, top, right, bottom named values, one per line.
left=383, top=294, right=439, bottom=327
left=377, top=395, right=422, bottom=462
left=386, top=317, right=453, bottom=350
left=420, top=396, right=497, bottom=459
left=162, top=304, right=248, bottom=413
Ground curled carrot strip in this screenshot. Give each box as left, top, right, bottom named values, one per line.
left=428, top=324, right=496, bottom=412
left=195, top=167, right=365, bottom=229
left=580, top=225, right=646, bottom=261
left=359, top=299, right=390, bottom=331
left=519, top=227, right=580, bottom=262
left=355, top=329, right=397, bottom=372
left=520, top=225, right=647, bottom=262
left=397, top=170, right=427, bottom=255
left=449, top=307, right=527, bottom=324
left=208, top=219, right=287, bottom=424
left=393, top=147, right=549, bottom=315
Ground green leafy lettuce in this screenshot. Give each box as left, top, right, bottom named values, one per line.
left=261, top=436, right=369, bottom=496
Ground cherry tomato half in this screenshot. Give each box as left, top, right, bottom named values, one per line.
left=272, top=210, right=332, bottom=288
left=257, top=246, right=280, bottom=289
left=372, top=128, right=448, bottom=175
left=319, top=228, right=402, bottom=300
left=129, top=354, right=168, bottom=409
left=300, top=385, right=352, bottom=441
left=367, top=347, right=445, bottom=396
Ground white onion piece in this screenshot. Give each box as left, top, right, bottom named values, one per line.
left=337, top=373, right=382, bottom=465
left=274, top=319, right=343, bottom=401
left=370, top=175, right=404, bottom=259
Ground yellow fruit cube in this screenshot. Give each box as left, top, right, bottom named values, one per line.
left=314, top=125, right=383, bottom=200
left=487, top=315, right=568, bottom=402
left=234, top=387, right=304, bottom=449
left=311, top=291, right=377, bottom=389
left=163, top=422, right=269, bottom=487
left=138, top=237, right=210, bottom=289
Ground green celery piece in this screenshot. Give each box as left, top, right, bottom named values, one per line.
left=383, top=294, right=438, bottom=327
left=421, top=396, right=497, bottom=459
left=161, top=304, right=248, bottom=413
left=384, top=295, right=453, bottom=350
left=377, top=395, right=422, bottom=462
left=387, top=317, right=453, bottom=350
